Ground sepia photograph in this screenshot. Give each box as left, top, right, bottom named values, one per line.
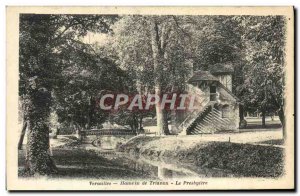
left=6, top=6, right=294, bottom=190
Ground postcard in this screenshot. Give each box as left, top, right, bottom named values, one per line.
left=6, top=6, right=294, bottom=190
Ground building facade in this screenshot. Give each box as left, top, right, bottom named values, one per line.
left=171, top=63, right=240, bottom=135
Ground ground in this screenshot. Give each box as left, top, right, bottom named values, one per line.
left=19, top=138, right=154, bottom=179
left=18, top=116, right=284, bottom=178
left=138, top=117, right=284, bottom=149
left=120, top=117, right=284, bottom=178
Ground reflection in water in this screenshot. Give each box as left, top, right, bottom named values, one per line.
left=86, top=135, right=233, bottom=180
left=100, top=150, right=234, bottom=180
left=92, top=135, right=129, bottom=150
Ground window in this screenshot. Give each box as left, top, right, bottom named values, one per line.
left=222, top=105, right=230, bottom=118
left=210, top=86, right=216, bottom=93
left=210, top=86, right=217, bottom=101
left=224, top=76, right=232, bottom=91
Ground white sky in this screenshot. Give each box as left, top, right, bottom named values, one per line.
left=82, top=32, right=110, bottom=46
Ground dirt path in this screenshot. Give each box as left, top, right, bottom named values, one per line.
left=181, top=129, right=283, bottom=144
left=132, top=129, right=283, bottom=153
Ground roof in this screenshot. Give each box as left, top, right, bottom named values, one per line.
left=188, top=71, right=219, bottom=83
left=218, top=82, right=240, bottom=102
left=187, top=70, right=240, bottom=102
left=209, top=63, right=234, bottom=74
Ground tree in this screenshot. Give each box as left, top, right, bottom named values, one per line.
left=111, top=16, right=194, bottom=135
left=189, top=16, right=243, bottom=71
left=235, top=16, right=286, bottom=134
left=109, top=15, right=287, bottom=136
left=19, top=14, right=116, bottom=175
left=53, top=56, right=130, bottom=132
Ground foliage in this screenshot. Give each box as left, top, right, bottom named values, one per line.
left=234, top=16, right=286, bottom=127
left=189, top=16, right=243, bottom=71
left=111, top=15, right=193, bottom=93
left=19, top=14, right=118, bottom=174
left=18, top=13, right=288, bottom=174
left=101, top=15, right=287, bottom=131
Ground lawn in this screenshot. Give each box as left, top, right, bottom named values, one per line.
left=120, top=135, right=284, bottom=178
left=18, top=140, right=153, bottom=179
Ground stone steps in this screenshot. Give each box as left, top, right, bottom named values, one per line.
left=188, top=106, right=232, bottom=135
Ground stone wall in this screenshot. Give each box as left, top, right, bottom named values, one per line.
left=171, top=83, right=239, bottom=134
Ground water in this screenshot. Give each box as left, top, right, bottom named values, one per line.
left=19, top=142, right=234, bottom=179
left=85, top=136, right=233, bottom=179
left=96, top=150, right=234, bottom=180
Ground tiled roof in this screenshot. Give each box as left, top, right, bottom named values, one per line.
left=187, top=70, right=240, bottom=102
left=218, top=82, right=240, bottom=102
left=188, top=71, right=219, bottom=83
left=209, top=63, right=234, bottom=74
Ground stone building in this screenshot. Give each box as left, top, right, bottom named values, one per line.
left=171, top=63, right=240, bottom=135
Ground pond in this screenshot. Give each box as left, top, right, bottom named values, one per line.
left=100, top=151, right=235, bottom=180
left=19, top=144, right=234, bottom=179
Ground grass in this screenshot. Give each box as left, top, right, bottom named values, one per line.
left=258, top=139, right=285, bottom=146
left=177, top=142, right=283, bottom=177
left=19, top=131, right=284, bottom=178
left=242, top=118, right=282, bottom=130
left=18, top=144, right=153, bottom=179
left=120, top=136, right=284, bottom=178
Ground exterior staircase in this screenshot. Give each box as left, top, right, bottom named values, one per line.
left=177, top=83, right=233, bottom=135
left=187, top=104, right=232, bottom=135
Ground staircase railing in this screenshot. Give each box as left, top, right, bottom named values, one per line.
left=178, top=99, right=210, bottom=133
left=186, top=103, right=213, bottom=134
left=177, top=84, right=210, bottom=135
left=185, top=84, right=205, bottom=97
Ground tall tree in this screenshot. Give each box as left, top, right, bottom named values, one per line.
left=235, top=16, right=286, bottom=134
left=149, top=17, right=169, bottom=135
left=19, top=14, right=116, bottom=175
left=111, top=16, right=193, bottom=135
left=189, top=16, right=243, bottom=71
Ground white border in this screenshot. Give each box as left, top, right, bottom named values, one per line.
left=1, top=1, right=298, bottom=195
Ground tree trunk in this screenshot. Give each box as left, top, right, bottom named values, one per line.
left=154, top=86, right=169, bottom=135
left=87, top=96, right=94, bottom=130
left=139, top=115, right=143, bottom=133
left=162, top=110, right=170, bottom=135
left=25, top=88, right=57, bottom=175
left=133, top=114, right=138, bottom=134
left=52, top=128, right=58, bottom=139
left=262, top=109, right=266, bottom=128
left=18, top=121, right=27, bottom=150
left=150, top=18, right=169, bottom=135
left=278, top=107, right=286, bottom=139
left=239, top=104, right=244, bottom=121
